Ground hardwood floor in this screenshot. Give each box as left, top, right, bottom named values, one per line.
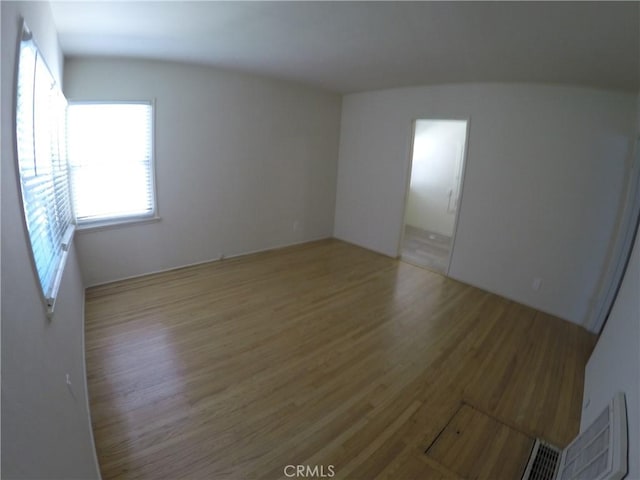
left=85, top=239, right=596, bottom=479
left=401, top=225, right=451, bottom=274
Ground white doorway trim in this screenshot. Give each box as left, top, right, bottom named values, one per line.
left=397, top=117, right=471, bottom=276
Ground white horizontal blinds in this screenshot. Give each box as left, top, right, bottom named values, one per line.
left=15, top=27, right=74, bottom=303
left=16, top=38, right=36, bottom=177
left=52, top=91, right=73, bottom=243
left=67, top=103, right=155, bottom=223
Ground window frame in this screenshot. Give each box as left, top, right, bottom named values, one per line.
left=66, top=99, right=160, bottom=231
left=13, top=20, right=75, bottom=316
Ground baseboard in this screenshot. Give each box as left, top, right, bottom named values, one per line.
left=84, top=235, right=332, bottom=288
left=81, top=294, right=102, bottom=480
left=332, top=234, right=399, bottom=260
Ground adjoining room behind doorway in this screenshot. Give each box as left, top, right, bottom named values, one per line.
left=401, top=119, right=468, bottom=274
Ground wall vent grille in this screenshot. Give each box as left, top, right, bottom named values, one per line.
left=522, top=440, right=561, bottom=480
left=557, top=392, right=627, bottom=480
left=521, top=392, right=628, bottom=480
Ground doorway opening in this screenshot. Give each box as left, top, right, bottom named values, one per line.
left=400, top=119, right=468, bottom=275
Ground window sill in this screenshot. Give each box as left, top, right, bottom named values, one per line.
left=76, top=215, right=161, bottom=233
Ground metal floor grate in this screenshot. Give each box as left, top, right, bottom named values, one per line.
left=522, top=440, right=561, bottom=480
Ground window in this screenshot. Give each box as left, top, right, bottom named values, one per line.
left=66, top=102, right=156, bottom=227
left=15, top=22, right=74, bottom=314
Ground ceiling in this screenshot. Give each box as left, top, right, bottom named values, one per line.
left=50, top=1, right=640, bottom=94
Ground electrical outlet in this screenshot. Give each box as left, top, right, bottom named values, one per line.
left=293, top=221, right=300, bottom=232
left=65, top=373, right=72, bottom=386
left=531, top=277, right=542, bottom=291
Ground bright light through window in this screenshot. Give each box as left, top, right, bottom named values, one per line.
left=15, top=21, right=74, bottom=313
left=66, top=102, right=156, bottom=225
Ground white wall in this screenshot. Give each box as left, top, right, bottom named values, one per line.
left=1, top=2, right=99, bottom=478
left=405, top=120, right=466, bottom=236
left=334, top=84, right=636, bottom=327
left=63, top=58, right=341, bottom=286
left=581, top=96, right=640, bottom=479
left=581, top=229, right=640, bottom=478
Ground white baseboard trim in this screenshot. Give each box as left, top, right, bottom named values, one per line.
left=81, top=294, right=102, bottom=479
left=84, top=236, right=332, bottom=288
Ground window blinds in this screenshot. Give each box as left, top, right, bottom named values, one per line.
left=15, top=24, right=74, bottom=312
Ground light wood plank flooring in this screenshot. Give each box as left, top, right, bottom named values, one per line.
left=401, top=225, right=451, bottom=274
left=85, top=239, right=595, bottom=479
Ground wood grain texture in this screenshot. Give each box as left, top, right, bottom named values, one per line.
left=426, top=404, right=534, bottom=479
left=85, top=239, right=595, bottom=479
